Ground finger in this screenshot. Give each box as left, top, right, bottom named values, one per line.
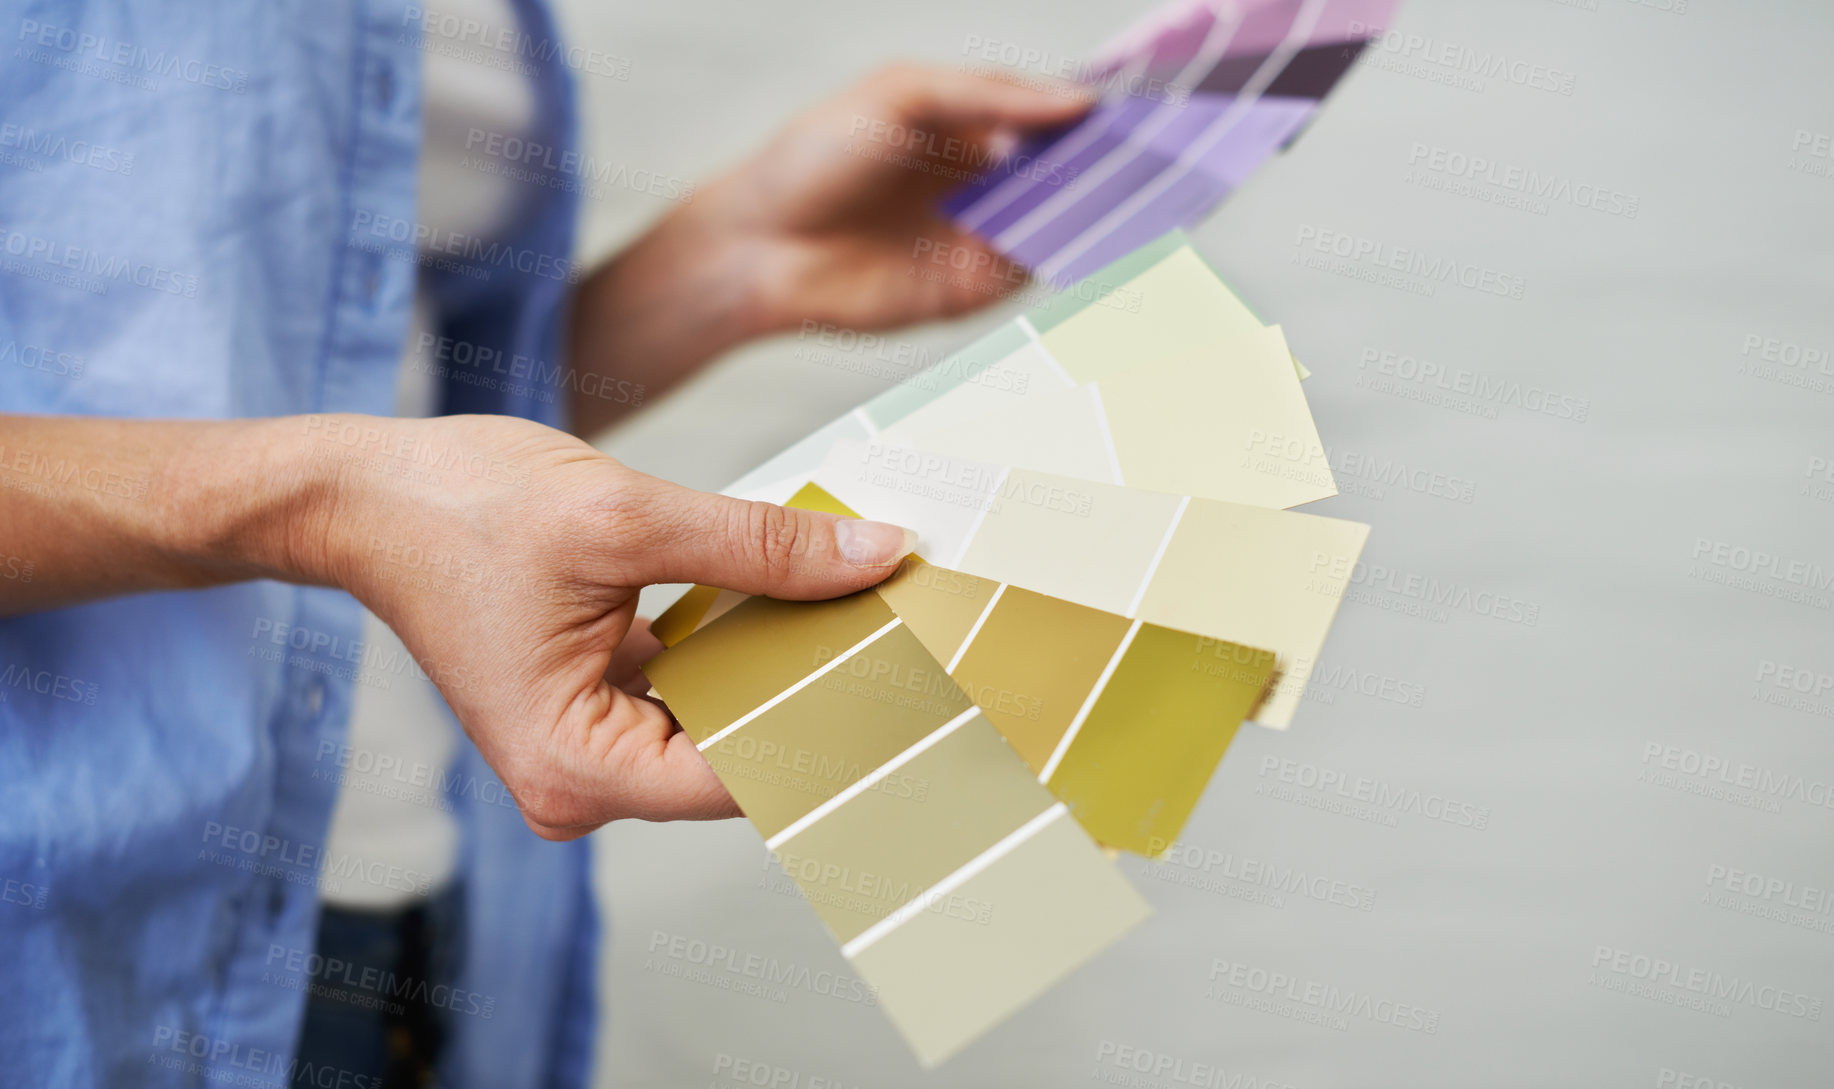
left=602, top=701, right=740, bottom=822
left=787, top=230, right=1028, bottom=328
left=608, top=619, right=666, bottom=696
left=867, top=63, right=1095, bottom=132
left=615, top=474, right=917, bottom=599
left=520, top=689, right=741, bottom=838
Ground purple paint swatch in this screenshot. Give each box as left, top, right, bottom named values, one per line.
left=948, top=0, right=1400, bottom=286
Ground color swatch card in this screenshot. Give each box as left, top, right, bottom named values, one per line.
left=946, top=0, right=1397, bottom=285
left=800, top=441, right=1370, bottom=729
left=643, top=586, right=1152, bottom=1066
left=731, top=231, right=1335, bottom=511
left=655, top=485, right=1281, bottom=856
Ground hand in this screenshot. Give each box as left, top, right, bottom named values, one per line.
left=689, top=63, right=1095, bottom=331
left=307, top=413, right=917, bottom=838
left=567, top=65, right=1092, bottom=436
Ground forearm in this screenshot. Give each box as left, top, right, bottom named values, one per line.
left=0, top=414, right=350, bottom=615
left=565, top=213, right=769, bottom=439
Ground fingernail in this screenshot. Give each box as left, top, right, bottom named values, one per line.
left=986, top=128, right=1020, bottom=161
left=835, top=519, right=917, bottom=566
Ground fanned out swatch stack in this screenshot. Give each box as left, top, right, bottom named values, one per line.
left=640, top=0, right=1393, bottom=1064
left=644, top=231, right=1371, bottom=1064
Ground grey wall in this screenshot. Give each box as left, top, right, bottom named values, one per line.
left=552, top=0, right=1834, bottom=1084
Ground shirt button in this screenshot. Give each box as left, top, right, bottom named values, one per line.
left=373, top=60, right=397, bottom=112
left=362, top=250, right=386, bottom=303
left=267, top=880, right=288, bottom=922
left=305, top=680, right=325, bottom=717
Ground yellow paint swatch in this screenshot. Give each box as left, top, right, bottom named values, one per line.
left=649, top=583, right=719, bottom=648
left=1043, top=623, right=1274, bottom=854
left=871, top=560, right=1000, bottom=665
left=645, top=588, right=1148, bottom=1065
left=939, top=584, right=1131, bottom=774
left=648, top=488, right=1289, bottom=848
left=956, top=469, right=1369, bottom=729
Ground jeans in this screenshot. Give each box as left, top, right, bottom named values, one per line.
left=293, top=884, right=467, bottom=1089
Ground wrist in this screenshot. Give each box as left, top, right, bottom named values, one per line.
left=569, top=207, right=775, bottom=424
left=153, top=414, right=378, bottom=592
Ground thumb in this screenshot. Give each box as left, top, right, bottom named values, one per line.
left=619, top=476, right=916, bottom=598
left=876, top=65, right=1096, bottom=131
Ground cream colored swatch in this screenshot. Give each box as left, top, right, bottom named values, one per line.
left=1098, top=325, right=1336, bottom=507
left=887, top=382, right=1123, bottom=488
left=879, top=338, right=1075, bottom=443
left=1036, top=244, right=1271, bottom=383
left=1132, top=492, right=1371, bottom=728
left=954, top=470, right=1186, bottom=616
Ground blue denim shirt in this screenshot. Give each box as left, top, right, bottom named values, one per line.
left=0, top=3, right=596, bottom=1086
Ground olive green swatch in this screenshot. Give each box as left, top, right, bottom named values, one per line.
left=644, top=586, right=1148, bottom=1066
left=1047, top=623, right=1276, bottom=854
